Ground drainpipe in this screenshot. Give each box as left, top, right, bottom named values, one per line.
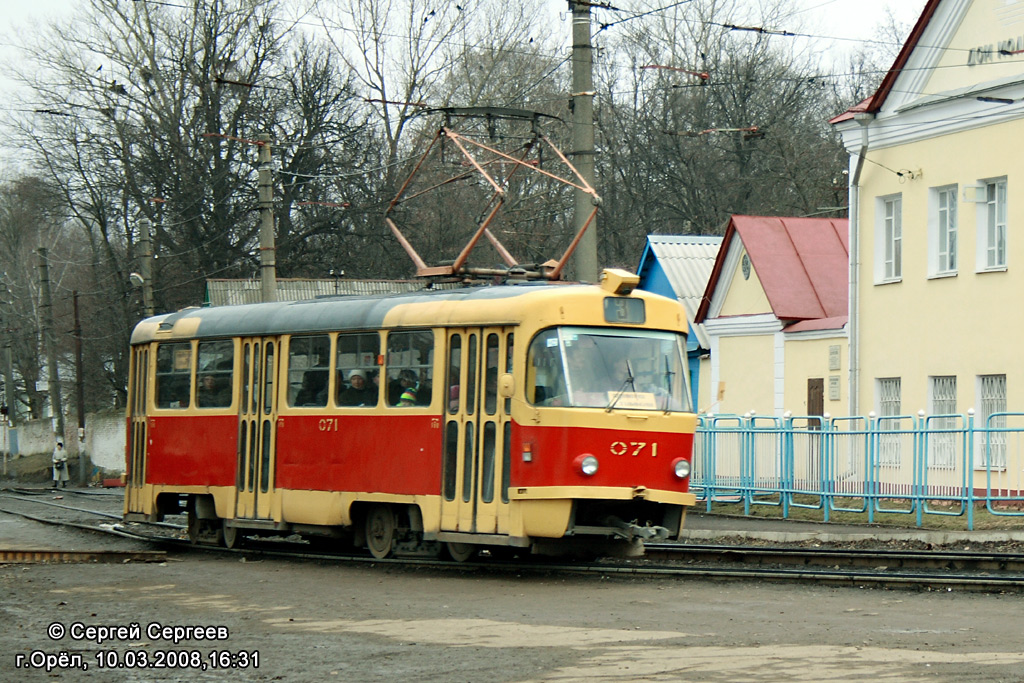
left=849, top=112, right=874, bottom=416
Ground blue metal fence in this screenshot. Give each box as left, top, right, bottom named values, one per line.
left=693, top=412, right=1024, bottom=530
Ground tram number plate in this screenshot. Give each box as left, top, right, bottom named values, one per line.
left=610, top=441, right=657, bottom=457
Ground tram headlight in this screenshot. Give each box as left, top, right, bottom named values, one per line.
left=574, top=454, right=599, bottom=476
left=671, top=457, right=691, bottom=480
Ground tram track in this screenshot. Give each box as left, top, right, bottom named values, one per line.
left=3, top=489, right=1024, bottom=591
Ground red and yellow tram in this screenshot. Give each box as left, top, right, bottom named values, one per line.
left=124, top=269, right=697, bottom=559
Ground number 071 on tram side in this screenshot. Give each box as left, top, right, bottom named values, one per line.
left=123, top=268, right=697, bottom=560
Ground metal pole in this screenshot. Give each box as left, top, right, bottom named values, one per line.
left=257, top=134, right=277, bottom=303
left=38, top=247, right=66, bottom=450
left=73, top=291, right=88, bottom=486
left=570, top=1, right=599, bottom=282
left=138, top=218, right=155, bottom=317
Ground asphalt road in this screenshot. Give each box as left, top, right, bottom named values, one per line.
left=2, top=496, right=1024, bottom=682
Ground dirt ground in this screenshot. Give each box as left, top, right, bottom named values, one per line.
left=2, top=511, right=1024, bottom=683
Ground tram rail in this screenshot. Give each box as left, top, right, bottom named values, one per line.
left=3, top=489, right=1024, bottom=592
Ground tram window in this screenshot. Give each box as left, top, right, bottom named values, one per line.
left=465, top=334, right=477, bottom=415
left=526, top=329, right=564, bottom=405
left=443, top=421, right=458, bottom=501
left=502, top=422, right=511, bottom=504
left=527, top=327, right=692, bottom=411
left=505, top=333, right=514, bottom=413
left=155, top=342, right=192, bottom=409
left=484, top=334, right=499, bottom=415
left=482, top=422, right=496, bottom=503
left=288, top=335, right=330, bottom=407
left=197, top=340, right=234, bottom=408
left=336, top=333, right=380, bottom=407
left=386, top=330, right=433, bottom=407
left=263, top=345, right=275, bottom=414
left=447, top=335, right=461, bottom=414
left=462, top=421, right=475, bottom=503
left=241, top=344, right=251, bottom=413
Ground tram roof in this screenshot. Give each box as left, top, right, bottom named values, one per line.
left=131, top=281, right=612, bottom=344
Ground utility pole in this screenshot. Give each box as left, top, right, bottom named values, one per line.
left=138, top=218, right=155, bottom=317
left=257, top=134, right=277, bottom=303
left=570, top=0, right=599, bottom=283
left=73, top=291, right=88, bottom=486
left=37, top=247, right=66, bottom=450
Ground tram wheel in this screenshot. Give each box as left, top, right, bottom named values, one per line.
left=445, top=542, right=478, bottom=563
left=365, top=505, right=396, bottom=559
left=186, top=505, right=224, bottom=546
left=222, top=521, right=240, bottom=549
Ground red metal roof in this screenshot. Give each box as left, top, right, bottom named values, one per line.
left=696, top=215, right=849, bottom=325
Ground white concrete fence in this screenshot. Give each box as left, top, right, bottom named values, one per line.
left=1, top=410, right=126, bottom=474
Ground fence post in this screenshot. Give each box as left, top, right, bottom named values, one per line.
left=866, top=411, right=877, bottom=524
left=822, top=415, right=831, bottom=523
left=781, top=412, right=792, bottom=519
left=742, top=412, right=753, bottom=516
left=915, top=410, right=925, bottom=527
left=966, top=408, right=975, bottom=531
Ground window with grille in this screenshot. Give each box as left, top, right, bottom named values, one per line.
left=929, top=376, right=956, bottom=468
left=877, top=377, right=901, bottom=466
left=978, top=374, right=1006, bottom=469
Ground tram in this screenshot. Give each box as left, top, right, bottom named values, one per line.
left=123, top=269, right=697, bottom=559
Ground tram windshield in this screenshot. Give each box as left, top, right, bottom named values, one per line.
left=527, top=327, right=692, bottom=412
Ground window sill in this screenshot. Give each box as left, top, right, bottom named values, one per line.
left=927, top=271, right=958, bottom=280
left=874, top=278, right=902, bottom=286
left=976, top=266, right=1008, bottom=274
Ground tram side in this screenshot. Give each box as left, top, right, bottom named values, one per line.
left=124, top=271, right=697, bottom=558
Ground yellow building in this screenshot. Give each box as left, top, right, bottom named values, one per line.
left=695, top=216, right=849, bottom=419
left=832, top=0, right=1024, bottom=427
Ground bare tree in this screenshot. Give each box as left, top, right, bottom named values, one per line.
left=7, top=0, right=369, bottom=409
left=595, top=0, right=849, bottom=265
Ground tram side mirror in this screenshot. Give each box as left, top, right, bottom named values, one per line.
left=499, top=373, right=514, bottom=399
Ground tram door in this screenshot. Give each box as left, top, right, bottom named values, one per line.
left=235, top=337, right=279, bottom=520
left=125, top=345, right=150, bottom=514
left=440, top=327, right=514, bottom=535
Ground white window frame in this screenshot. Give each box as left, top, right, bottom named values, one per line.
left=976, top=178, right=1007, bottom=272
left=928, top=186, right=958, bottom=277
left=976, top=374, right=1007, bottom=470
left=875, top=195, right=902, bottom=283
left=876, top=377, right=901, bottom=466
left=928, top=376, right=957, bottom=469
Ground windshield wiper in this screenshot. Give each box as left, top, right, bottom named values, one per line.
left=605, top=360, right=635, bottom=412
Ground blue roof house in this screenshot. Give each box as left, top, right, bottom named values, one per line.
left=636, top=235, right=723, bottom=409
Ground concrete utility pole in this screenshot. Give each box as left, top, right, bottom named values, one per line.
left=570, top=0, right=599, bottom=283
left=257, top=134, right=277, bottom=303
left=138, top=218, right=155, bottom=317
left=37, top=247, right=65, bottom=447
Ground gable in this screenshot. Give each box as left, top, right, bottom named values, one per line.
left=717, top=243, right=773, bottom=317
left=833, top=0, right=1024, bottom=148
